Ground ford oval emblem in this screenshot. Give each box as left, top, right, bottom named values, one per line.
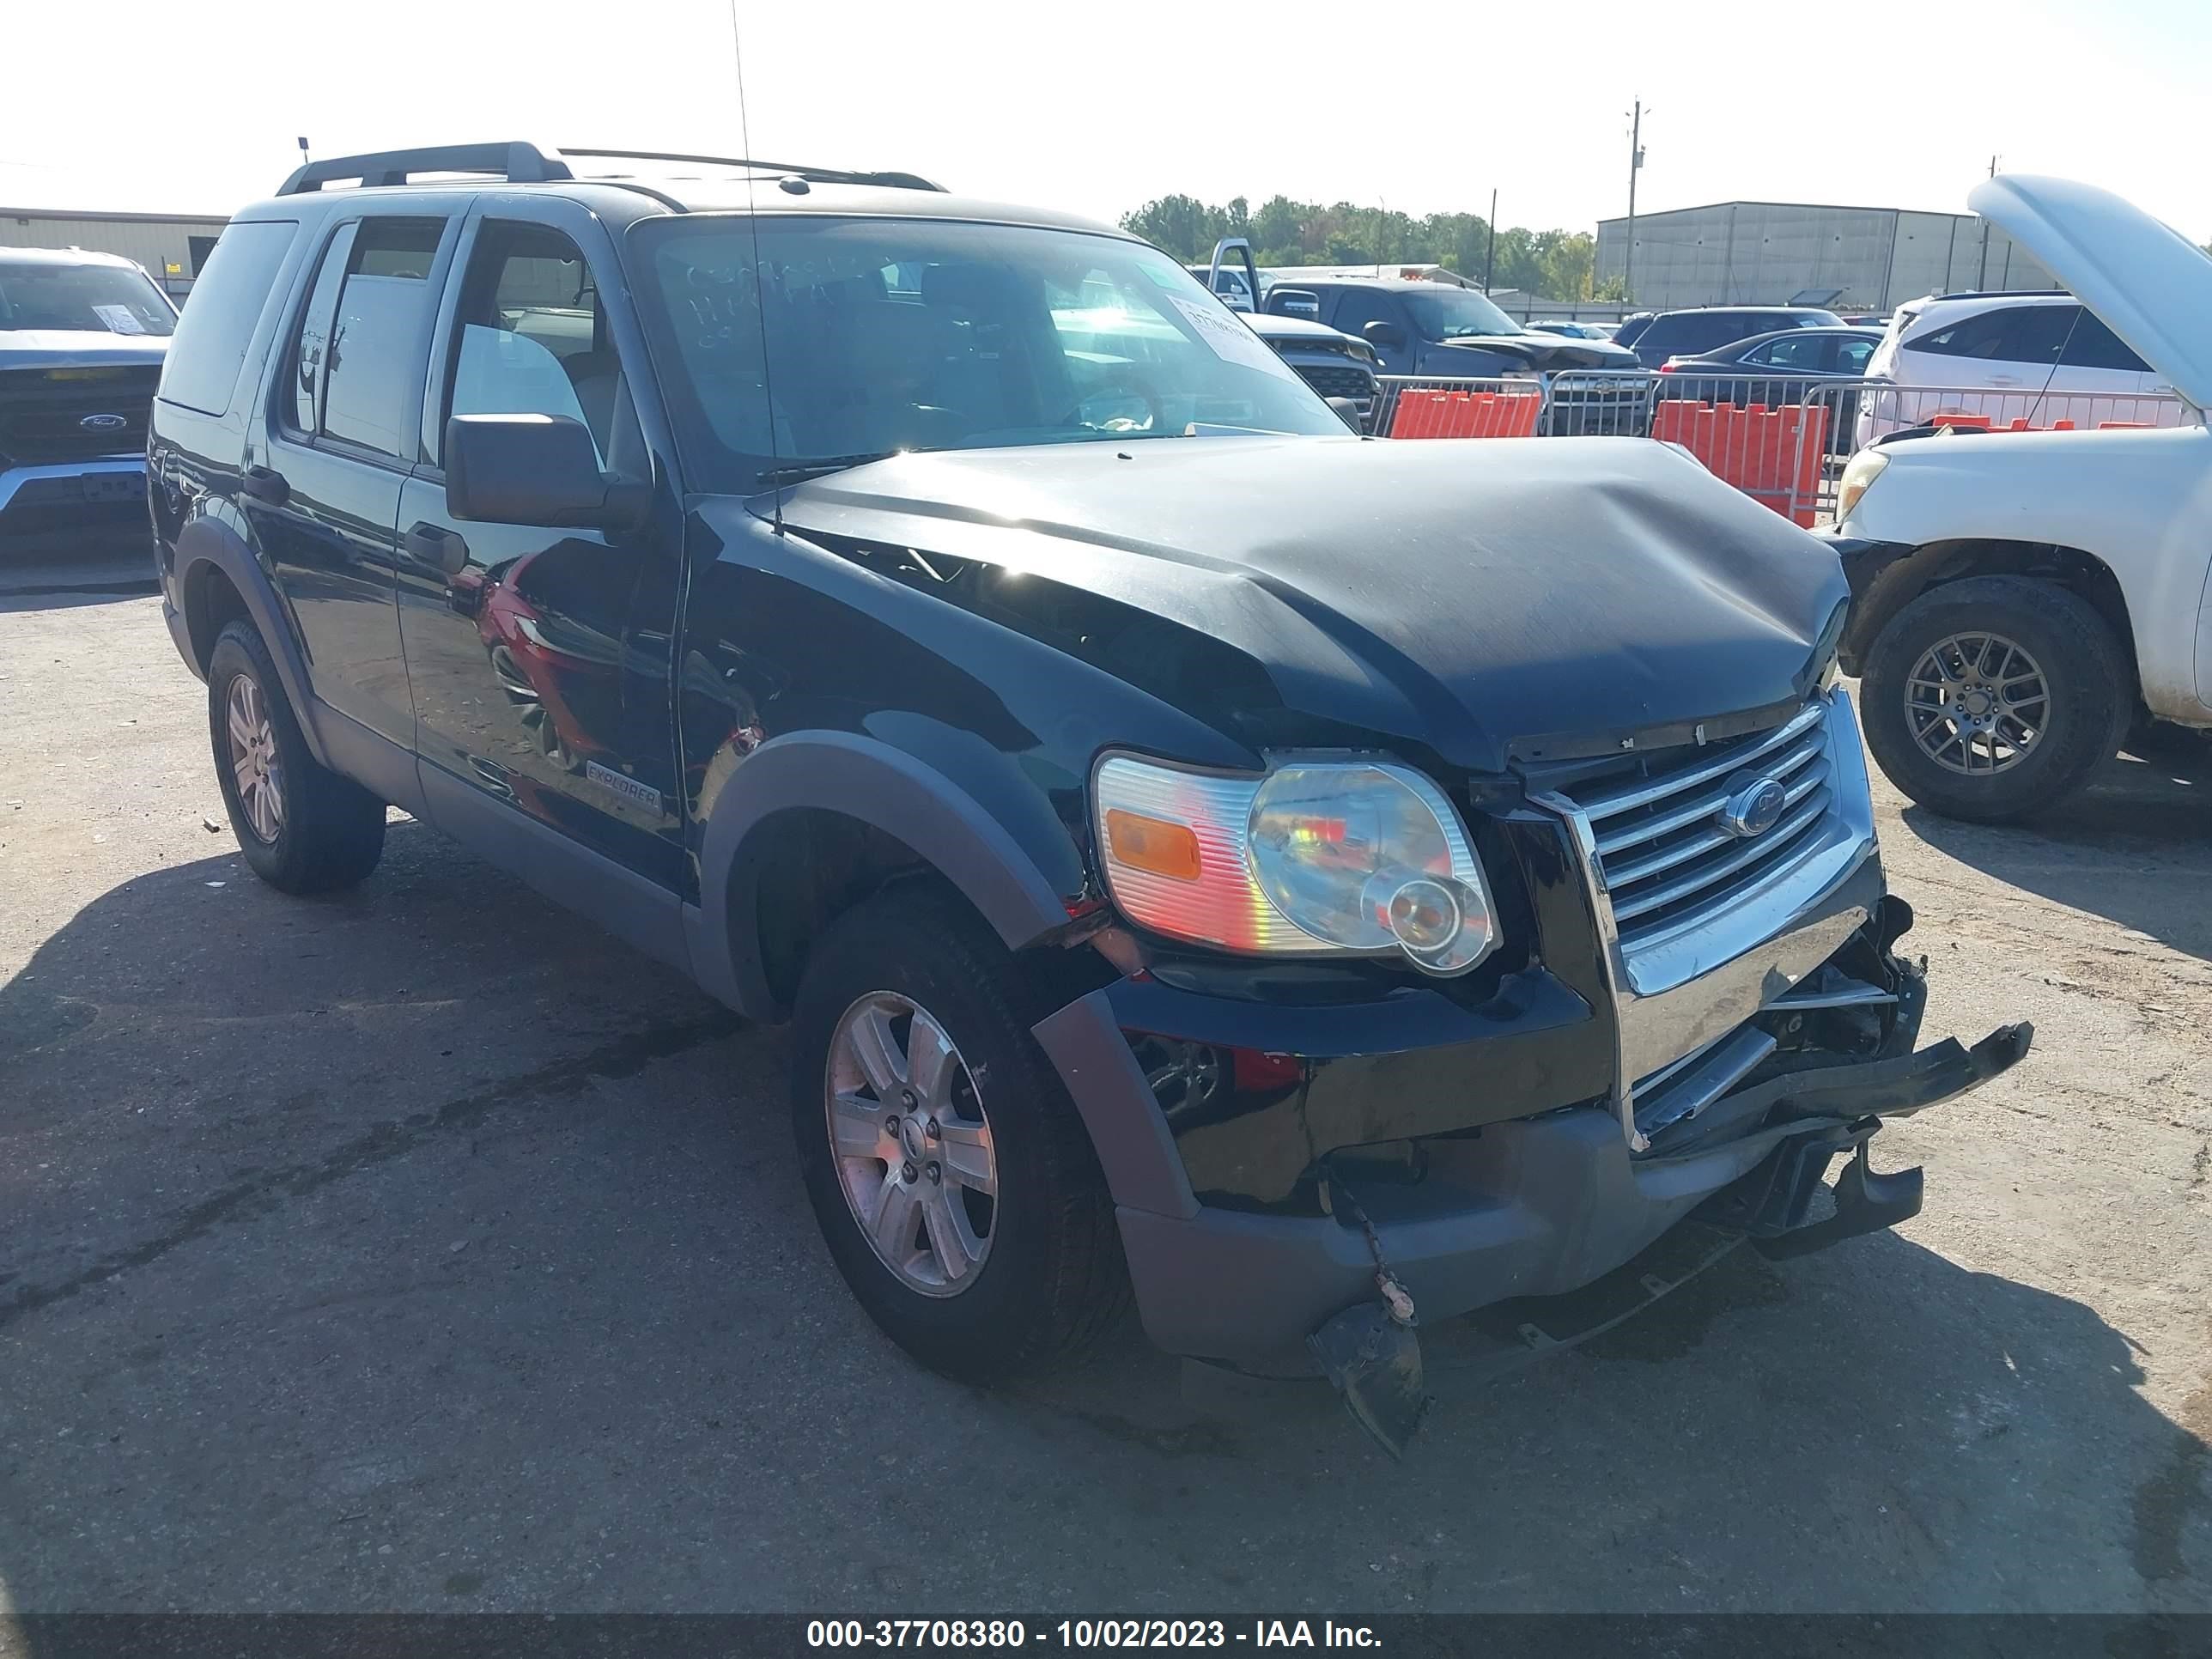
left=79, top=413, right=129, bottom=432
left=1717, top=775, right=1789, bottom=839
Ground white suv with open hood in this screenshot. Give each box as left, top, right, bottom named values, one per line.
left=1825, top=173, right=2212, bottom=823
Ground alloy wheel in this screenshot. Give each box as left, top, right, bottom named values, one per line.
left=1905, top=631, right=2049, bottom=776
left=225, top=674, right=286, bottom=843
left=825, top=991, right=999, bottom=1297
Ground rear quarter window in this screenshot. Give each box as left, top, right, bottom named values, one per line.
left=156, top=221, right=301, bottom=417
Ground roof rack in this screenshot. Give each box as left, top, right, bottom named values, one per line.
left=1929, top=287, right=2067, bottom=301
left=560, top=148, right=945, bottom=192
left=277, top=142, right=574, bottom=195
left=276, top=142, right=945, bottom=198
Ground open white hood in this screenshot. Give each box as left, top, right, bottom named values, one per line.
left=1970, top=173, right=2212, bottom=411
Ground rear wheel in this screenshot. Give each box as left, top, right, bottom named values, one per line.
left=789, top=886, right=1129, bottom=1382
left=207, top=620, right=387, bottom=893
left=1861, top=575, right=2127, bottom=823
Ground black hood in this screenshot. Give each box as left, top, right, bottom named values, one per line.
left=740, top=435, right=1847, bottom=774
left=1437, top=333, right=1639, bottom=372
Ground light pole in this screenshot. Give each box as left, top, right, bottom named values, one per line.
left=1484, top=188, right=1497, bottom=294
left=1624, top=100, right=1646, bottom=304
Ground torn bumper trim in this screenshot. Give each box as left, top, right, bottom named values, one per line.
left=1113, top=1020, right=2033, bottom=1370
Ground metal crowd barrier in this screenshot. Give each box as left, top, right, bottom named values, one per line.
left=1376, top=371, right=2198, bottom=525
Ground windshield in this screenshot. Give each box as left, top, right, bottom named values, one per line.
left=0, top=258, right=175, bottom=337
left=1402, top=287, right=1523, bottom=341
left=630, top=216, right=1342, bottom=493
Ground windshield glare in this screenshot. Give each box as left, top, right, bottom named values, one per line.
left=0, top=258, right=175, bottom=337
left=1403, top=287, right=1522, bottom=341
left=631, top=216, right=1344, bottom=492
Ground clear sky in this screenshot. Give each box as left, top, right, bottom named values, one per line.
left=3, top=0, right=2205, bottom=240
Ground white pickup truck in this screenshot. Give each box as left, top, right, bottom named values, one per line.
left=1825, top=173, right=2211, bottom=823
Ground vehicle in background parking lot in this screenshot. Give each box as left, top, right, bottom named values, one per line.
left=1263, top=276, right=1638, bottom=380
left=1656, top=325, right=1885, bottom=453
left=1855, top=288, right=2188, bottom=441
left=149, top=143, right=2028, bottom=1455
left=1527, top=319, right=1616, bottom=340
left=1658, top=325, right=1882, bottom=380
left=1186, top=262, right=1261, bottom=311
left=1623, top=306, right=1844, bottom=369
left=1826, top=174, right=2212, bottom=823
left=0, top=247, right=174, bottom=553
left=1201, top=240, right=1379, bottom=424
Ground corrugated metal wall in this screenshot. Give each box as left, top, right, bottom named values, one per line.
left=1595, top=202, right=2057, bottom=311
left=0, top=210, right=232, bottom=295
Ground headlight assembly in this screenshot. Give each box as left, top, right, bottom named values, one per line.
left=1836, top=446, right=1890, bottom=520
left=1092, top=754, right=1498, bottom=975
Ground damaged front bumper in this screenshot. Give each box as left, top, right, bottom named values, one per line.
left=1095, top=1000, right=2029, bottom=1374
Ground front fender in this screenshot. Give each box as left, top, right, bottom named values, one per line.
left=172, top=509, right=335, bottom=769
left=689, top=729, right=1079, bottom=1019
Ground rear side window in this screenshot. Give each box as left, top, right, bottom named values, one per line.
left=158, top=221, right=299, bottom=416
left=2057, top=310, right=2150, bottom=373
left=1749, top=332, right=1830, bottom=369
left=1655, top=314, right=1760, bottom=357
left=1905, top=304, right=2069, bottom=366
left=319, top=218, right=447, bottom=458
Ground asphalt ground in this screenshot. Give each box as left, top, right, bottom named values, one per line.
left=1, top=548, right=2206, bottom=1615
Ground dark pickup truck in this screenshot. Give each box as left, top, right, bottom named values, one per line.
left=149, top=142, right=2028, bottom=1452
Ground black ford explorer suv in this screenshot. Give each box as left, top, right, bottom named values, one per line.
left=150, top=143, right=2029, bottom=1447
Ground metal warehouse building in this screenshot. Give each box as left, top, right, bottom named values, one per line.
left=1, top=206, right=232, bottom=298
left=1595, top=200, right=2057, bottom=313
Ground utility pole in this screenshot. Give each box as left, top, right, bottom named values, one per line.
left=1623, top=100, right=1646, bottom=304
left=1484, top=188, right=1497, bottom=294
left=1976, top=153, right=1997, bottom=289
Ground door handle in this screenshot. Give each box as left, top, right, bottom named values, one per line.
left=404, top=520, right=471, bottom=577
left=240, top=465, right=289, bottom=506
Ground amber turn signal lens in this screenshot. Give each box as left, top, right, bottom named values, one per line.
left=1103, top=809, right=1202, bottom=882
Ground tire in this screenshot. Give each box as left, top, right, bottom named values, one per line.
left=207, top=619, right=387, bottom=893
left=1861, top=574, right=2128, bottom=823
left=789, top=884, right=1129, bottom=1382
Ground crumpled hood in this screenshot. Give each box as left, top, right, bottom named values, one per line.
left=1437, top=333, right=1639, bottom=372
left=1970, top=173, right=2212, bottom=410
left=753, top=435, right=1847, bottom=773
left=0, top=329, right=168, bottom=371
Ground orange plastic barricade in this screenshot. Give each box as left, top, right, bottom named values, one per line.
left=1930, top=414, right=2078, bottom=433
left=1650, top=401, right=1829, bottom=527
left=1387, top=389, right=1542, bottom=440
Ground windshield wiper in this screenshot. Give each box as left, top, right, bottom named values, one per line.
left=759, top=452, right=900, bottom=488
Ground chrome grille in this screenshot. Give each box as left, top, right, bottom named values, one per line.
left=1545, top=700, right=1838, bottom=954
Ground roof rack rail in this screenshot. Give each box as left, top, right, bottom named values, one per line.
left=560, top=147, right=945, bottom=192
left=1929, top=287, right=2067, bottom=301
left=277, top=142, right=574, bottom=195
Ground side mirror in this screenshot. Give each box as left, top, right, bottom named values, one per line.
left=1363, top=320, right=1407, bottom=350
left=1266, top=288, right=1321, bottom=319
left=1325, top=397, right=1365, bottom=432
left=444, top=414, right=647, bottom=530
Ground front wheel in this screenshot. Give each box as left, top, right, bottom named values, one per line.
left=789, top=886, right=1129, bottom=1382
left=1860, top=574, right=2128, bottom=823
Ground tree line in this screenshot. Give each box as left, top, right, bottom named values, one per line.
left=1119, top=193, right=1623, bottom=301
